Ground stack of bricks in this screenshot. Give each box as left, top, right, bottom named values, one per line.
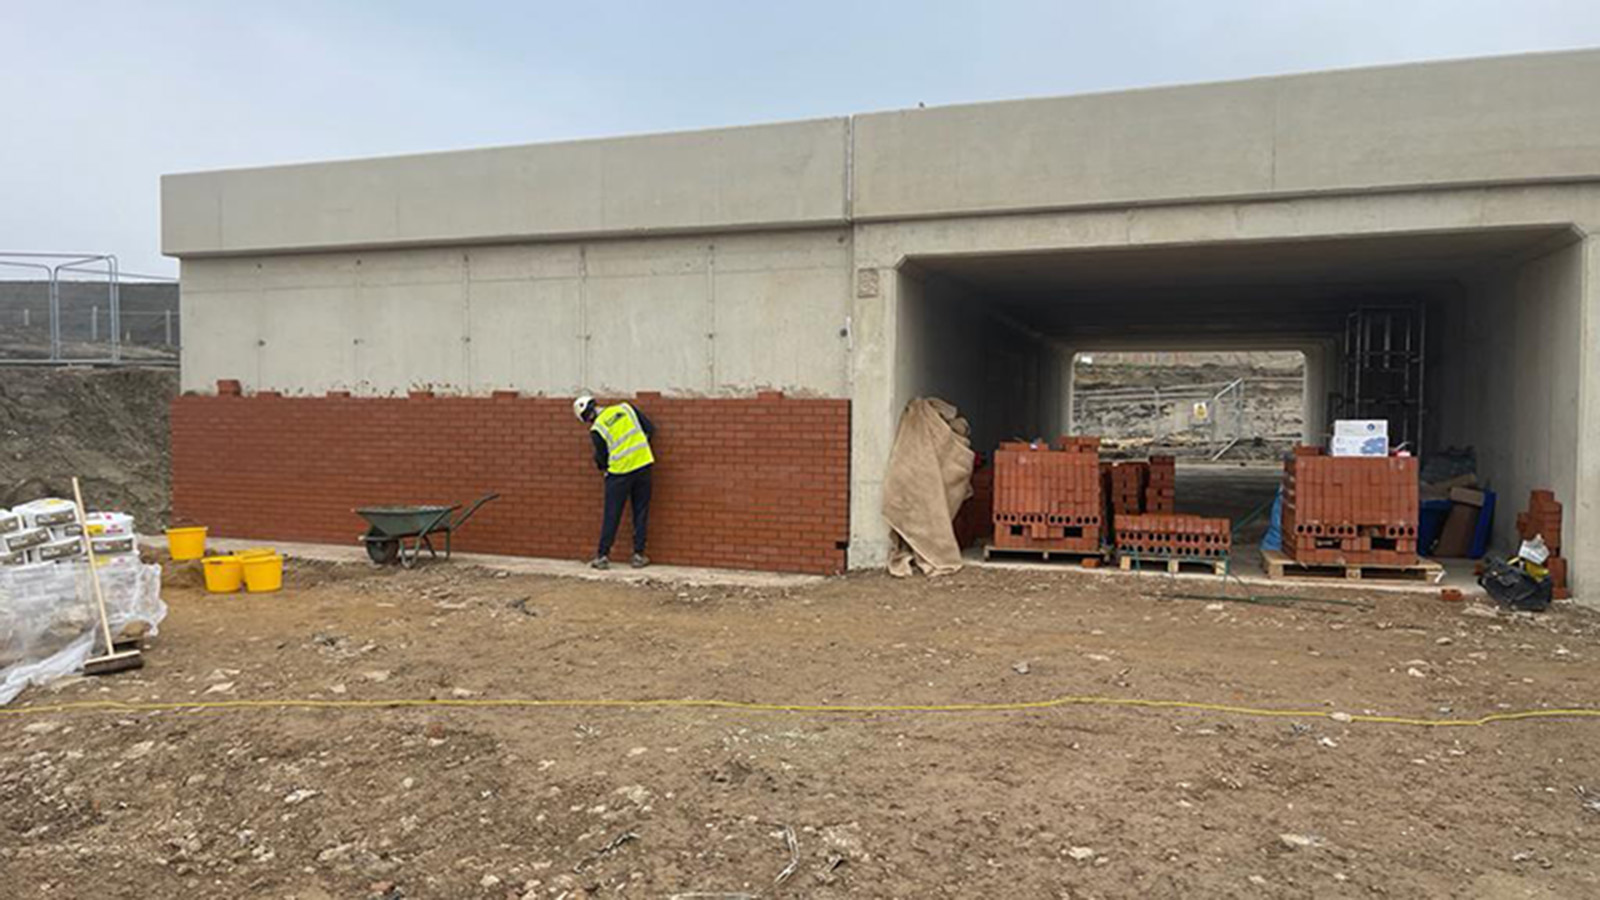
left=953, top=456, right=995, bottom=550
left=1282, top=447, right=1419, bottom=566
left=1145, top=455, right=1175, bottom=513
left=1107, top=461, right=1149, bottom=516
left=1517, top=490, right=1569, bottom=600
left=992, top=437, right=1103, bottom=553
left=1114, top=513, right=1231, bottom=558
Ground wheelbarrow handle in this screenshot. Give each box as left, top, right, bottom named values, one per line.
left=452, top=493, right=501, bottom=529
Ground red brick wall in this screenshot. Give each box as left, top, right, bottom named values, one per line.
left=170, top=390, right=850, bottom=574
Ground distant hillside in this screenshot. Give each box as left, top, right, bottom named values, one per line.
left=1073, top=350, right=1306, bottom=459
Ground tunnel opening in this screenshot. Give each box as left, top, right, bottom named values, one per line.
left=894, top=225, right=1583, bottom=568
left=1071, top=348, right=1307, bottom=551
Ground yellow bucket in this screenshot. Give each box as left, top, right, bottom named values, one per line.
left=167, top=526, right=208, bottom=561
left=201, top=555, right=244, bottom=593
left=242, top=554, right=284, bottom=593
left=236, top=547, right=277, bottom=560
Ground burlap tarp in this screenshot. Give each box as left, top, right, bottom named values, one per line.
left=883, top=397, right=974, bottom=577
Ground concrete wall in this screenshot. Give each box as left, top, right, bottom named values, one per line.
left=1432, top=239, right=1587, bottom=561
left=853, top=49, right=1600, bottom=221
left=892, top=270, right=1064, bottom=452
left=164, top=119, right=850, bottom=256
left=180, top=229, right=853, bottom=396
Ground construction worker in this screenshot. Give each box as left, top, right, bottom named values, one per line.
left=574, top=395, right=655, bottom=570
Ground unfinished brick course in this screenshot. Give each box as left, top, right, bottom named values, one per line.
left=170, top=388, right=850, bottom=575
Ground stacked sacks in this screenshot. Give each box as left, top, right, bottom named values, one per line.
left=15, top=498, right=83, bottom=564
left=83, top=512, right=138, bottom=558
left=0, top=508, right=25, bottom=566
left=1, top=499, right=139, bottom=568
left=2, top=505, right=53, bottom=566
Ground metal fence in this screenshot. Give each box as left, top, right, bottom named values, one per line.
left=0, top=253, right=178, bottom=364
left=1072, top=377, right=1304, bottom=459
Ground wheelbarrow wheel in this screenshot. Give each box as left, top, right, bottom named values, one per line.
left=367, top=538, right=401, bottom=566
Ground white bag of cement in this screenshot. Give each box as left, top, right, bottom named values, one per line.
left=14, top=498, right=78, bottom=528
left=0, top=558, right=166, bottom=705
left=83, top=512, right=135, bottom=538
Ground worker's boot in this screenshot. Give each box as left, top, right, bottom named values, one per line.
left=631, top=553, right=650, bottom=569
left=589, top=555, right=610, bottom=570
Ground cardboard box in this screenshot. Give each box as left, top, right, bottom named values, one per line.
left=1330, top=434, right=1390, bottom=457
left=1334, top=419, right=1389, bottom=439
left=1434, top=503, right=1478, bottom=557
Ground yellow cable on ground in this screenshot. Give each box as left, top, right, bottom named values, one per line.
left=2, top=694, right=1598, bottom=729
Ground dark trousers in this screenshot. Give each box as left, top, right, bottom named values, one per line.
left=597, top=465, right=652, bottom=558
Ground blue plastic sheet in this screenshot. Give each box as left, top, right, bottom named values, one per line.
left=1261, top=484, right=1284, bottom=553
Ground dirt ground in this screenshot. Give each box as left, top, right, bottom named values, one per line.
left=3, top=559, right=1598, bottom=899
left=0, top=366, right=176, bottom=526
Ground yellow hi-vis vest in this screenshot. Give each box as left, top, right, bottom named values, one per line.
left=591, top=403, right=655, bottom=475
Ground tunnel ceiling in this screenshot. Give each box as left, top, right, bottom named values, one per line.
left=910, top=226, right=1572, bottom=342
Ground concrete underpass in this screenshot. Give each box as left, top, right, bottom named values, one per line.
left=888, top=226, right=1583, bottom=563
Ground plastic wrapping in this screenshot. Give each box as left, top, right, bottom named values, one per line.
left=0, top=558, right=166, bottom=705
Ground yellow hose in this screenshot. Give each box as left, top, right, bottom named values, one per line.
left=2, top=694, right=1597, bottom=728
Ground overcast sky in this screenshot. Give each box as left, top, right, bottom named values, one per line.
left=4, top=0, right=1600, bottom=277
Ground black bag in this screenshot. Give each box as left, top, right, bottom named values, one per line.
left=1478, top=558, right=1552, bottom=612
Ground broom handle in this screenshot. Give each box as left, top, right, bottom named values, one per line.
left=70, top=478, right=117, bottom=653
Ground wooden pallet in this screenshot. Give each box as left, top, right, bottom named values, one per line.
left=1262, top=549, right=1444, bottom=582
left=1117, top=553, right=1229, bottom=576
left=983, top=543, right=1109, bottom=565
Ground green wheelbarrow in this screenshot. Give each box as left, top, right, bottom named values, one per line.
left=355, top=493, right=500, bottom=568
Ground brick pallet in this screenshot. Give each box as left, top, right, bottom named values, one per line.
left=1113, top=513, right=1232, bottom=573
left=1281, top=448, right=1419, bottom=567
left=1516, top=489, right=1569, bottom=600
left=1117, top=554, right=1229, bottom=576
left=991, top=437, right=1104, bottom=555
left=1262, top=549, right=1443, bottom=582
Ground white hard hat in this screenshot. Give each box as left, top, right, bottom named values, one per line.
left=573, top=395, right=595, bottom=420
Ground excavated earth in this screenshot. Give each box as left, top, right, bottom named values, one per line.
left=3, top=558, right=1598, bottom=899
left=0, top=366, right=176, bottom=527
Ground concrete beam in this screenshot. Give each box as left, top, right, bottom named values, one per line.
left=853, top=49, right=1600, bottom=221
left=163, top=119, right=851, bottom=257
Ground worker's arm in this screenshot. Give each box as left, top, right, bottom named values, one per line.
left=590, top=431, right=608, bottom=472
left=636, top=408, right=655, bottom=438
